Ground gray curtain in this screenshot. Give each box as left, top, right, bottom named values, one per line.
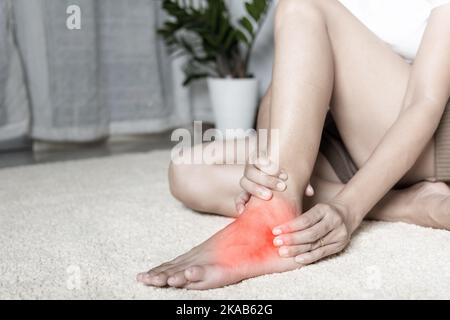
left=0, top=0, right=29, bottom=144
left=0, top=0, right=187, bottom=145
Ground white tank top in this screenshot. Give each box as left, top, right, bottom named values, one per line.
left=338, top=0, right=450, bottom=62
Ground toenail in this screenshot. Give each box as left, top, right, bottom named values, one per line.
left=273, top=238, right=283, bottom=246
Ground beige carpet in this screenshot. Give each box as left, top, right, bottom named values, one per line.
left=1, top=150, right=449, bottom=299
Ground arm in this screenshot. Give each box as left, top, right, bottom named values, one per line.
left=334, top=5, right=450, bottom=232
left=268, top=5, right=450, bottom=266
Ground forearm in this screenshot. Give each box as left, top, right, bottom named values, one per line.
left=333, top=100, right=444, bottom=232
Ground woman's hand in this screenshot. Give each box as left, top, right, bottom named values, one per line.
left=271, top=202, right=353, bottom=265
left=235, top=156, right=314, bottom=214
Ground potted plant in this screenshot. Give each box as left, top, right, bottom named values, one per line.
left=158, top=0, right=272, bottom=134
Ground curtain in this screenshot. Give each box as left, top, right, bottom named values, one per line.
left=0, top=0, right=192, bottom=146
left=0, top=0, right=29, bottom=144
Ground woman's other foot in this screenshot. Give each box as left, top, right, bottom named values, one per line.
left=370, top=181, right=450, bottom=230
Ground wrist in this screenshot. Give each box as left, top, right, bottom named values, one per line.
left=328, top=198, right=363, bottom=234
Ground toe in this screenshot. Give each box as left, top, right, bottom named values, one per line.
left=148, top=262, right=172, bottom=275
left=167, top=271, right=188, bottom=288
left=139, top=271, right=169, bottom=287
left=184, top=265, right=206, bottom=282
left=184, top=265, right=231, bottom=290
left=149, top=272, right=169, bottom=287
left=136, top=272, right=147, bottom=283
left=137, top=263, right=171, bottom=285
left=145, top=264, right=190, bottom=287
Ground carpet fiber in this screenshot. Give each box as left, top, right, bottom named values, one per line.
left=1, top=150, right=449, bottom=299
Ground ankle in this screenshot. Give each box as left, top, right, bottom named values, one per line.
left=245, top=194, right=299, bottom=227
left=271, top=190, right=303, bottom=217
left=274, top=181, right=305, bottom=207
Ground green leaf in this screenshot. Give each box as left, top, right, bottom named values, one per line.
left=239, top=17, right=254, bottom=37
left=245, top=2, right=260, bottom=21
left=182, top=73, right=210, bottom=86
left=255, top=0, right=267, bottom=13
left=217, top=18, right=229, bottom=43
left=223, top=30, right=237, bottom=51
left=159, top=0, right=265, bottom=79
left=235, top=29, right=249, bottom=45
left=245, top=0, right=269, bottom=22
left=207, top=0, right=217, bottom=31
left=203, top=33, right=219, bottom=47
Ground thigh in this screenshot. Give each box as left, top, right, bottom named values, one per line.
left=317, top=0, right=435, bottom=184
left=187, top=162, right=244, bottom=217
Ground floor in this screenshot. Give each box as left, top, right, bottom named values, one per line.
left=1, top=149, right=449, bottom=299
left=2, top=127, right=450, bottom=298
left=0, top=130, right=175, bottom=169
left=0, top=122, right=217, bottom=169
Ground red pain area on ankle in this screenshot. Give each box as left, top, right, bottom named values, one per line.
left=214, top=197, right=297, bottom=267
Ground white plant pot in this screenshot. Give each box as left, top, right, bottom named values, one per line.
left=207, top=77, right=259, bottom=138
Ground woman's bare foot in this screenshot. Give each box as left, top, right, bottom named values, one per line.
left=370, top=181, right=450, bottom=230
left=137, top=195, right=302, bottom=290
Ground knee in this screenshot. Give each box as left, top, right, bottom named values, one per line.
left=275, top=0, right=323, bottom=29
left=168, top=161, right=201, bottom=210
left=168, top=161, right=188, bottom=203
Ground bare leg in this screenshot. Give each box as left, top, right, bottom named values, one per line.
left=267, top=0, right=333, bottom=205
left=168, top=83, right=275, bottom=218
left=145, top=142, right=448, bottom=290
left=367, top=182, right=450, bottom=229
left=307, top=163, right=450, bottom=230
left=138, top=0, right=443, bottom=290
left=170, top=136, right=450, bottom=229
left=169, top=158, right=243, bottom=218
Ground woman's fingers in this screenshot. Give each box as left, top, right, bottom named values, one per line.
left=294, top=242, right=345, bottom=265
left=277, top=243, right=320, bottom=257
left=277, top=227, right=341, bottom=257
left=244, top=164, right=286, bottom=192
left=244, top=164, right=313, bottom=196
left=305, top=184, right=314, bottom=197
left=234, top=191, right=250, bottom=214
left=239, top=176, right=272, bottom=200
left=253, top=156, right=290, bottom=182
left=273, top=217, right=334, bottom=246
left=246, top=155, right=314, bottom=197
left=273, top=207, right=325, bottom=235
left=254, top=156, right=281, bottom=176
left=278, top=169, right=288, bottom=181
left=271, top=202, right=351, bottom=264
